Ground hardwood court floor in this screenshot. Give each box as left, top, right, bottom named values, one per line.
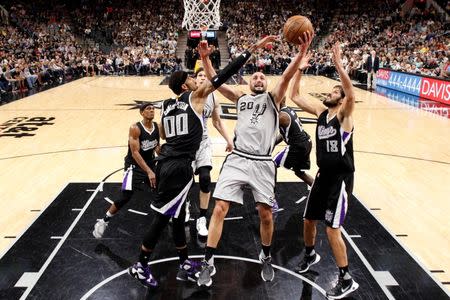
left=0, top=75, right=449, bottom=289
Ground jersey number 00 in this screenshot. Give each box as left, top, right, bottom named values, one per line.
left=164, top=113, right=188, bottom=138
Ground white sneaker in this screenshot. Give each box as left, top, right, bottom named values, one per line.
left=93, top=219, right=108, bottom=238
left=196, top=216, right=208, bottom=237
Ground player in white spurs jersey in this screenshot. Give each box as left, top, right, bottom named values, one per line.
left=191, top=68, right=234, bottom=240
left=196, top=32, right=314, bottom=287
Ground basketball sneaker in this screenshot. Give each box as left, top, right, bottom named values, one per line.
left=196, top=260, right=216, bottom=287
left=128, top=262, right=158, bottom=288
left=92, top=219, right=108, bottom=238
left=176, top=259, right=201, bottom=282
left=271, top=200, right=280, bottom=213
left=326, top=277, right=359, bottom=299
left=295, top=252, right=321, bottom=273
left=259, top=251, right=275, bottom=282
left=196, top=216, right=208, bottom=237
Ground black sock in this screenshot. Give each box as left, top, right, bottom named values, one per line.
left=262, top=244, right=271, bottom=257
left=199, top=208, right=207, bottom=218
left=305, top=245, right=315, bottom=256
left=339, top=265, right=351, bottom=280
left=177, top=246, right=188, bottom=264
left=139, top=248, right=152, bottom=265
left=205, top=246, right=216, bottom=263
left=103, top=211, right=114, bottom=222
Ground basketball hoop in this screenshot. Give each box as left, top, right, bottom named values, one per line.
left=182, top=0, right=222, bottom=31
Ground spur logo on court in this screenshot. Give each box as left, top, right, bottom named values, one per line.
left=0, top=117, right=55, bottom=138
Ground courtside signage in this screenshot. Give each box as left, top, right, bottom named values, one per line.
left=377, top=69, right=450, bottom=105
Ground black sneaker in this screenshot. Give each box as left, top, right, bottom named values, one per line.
left=176, top=259, right=201, bottom=282
left=295, top=252, right=321, bottom=274
left=326, top=277, right=359, bottom=299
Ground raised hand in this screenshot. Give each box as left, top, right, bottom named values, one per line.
left=299, top=51, right=312, bottom=71
left=198, top=40, right=213, bottom=59
left=298, top=31, right=314, bottom=54
left=332, top=42, right=342, bottom=66
left=248, top=35, right=279, bottom=52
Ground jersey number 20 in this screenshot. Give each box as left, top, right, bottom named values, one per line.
left=164, top=113, right=188, bottom=138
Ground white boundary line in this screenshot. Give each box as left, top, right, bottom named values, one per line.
left=18, top=182, right=103, bottom=300
left=79, top=254, right=327, bottom=299
left=104, top=197, right=113, bottom=204
left=341, top=228, right=396, bottom=299
left=0, top=183, right=70, bottom=260
left=224, top=216, right=243, bottom=221
left=296, top=196, right=307, bottom=204
left=353, top=193, right=450, bottom=296
left=127, top=209, right=148, bottom=216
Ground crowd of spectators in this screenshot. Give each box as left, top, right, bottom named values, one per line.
left=0, top=0, right=183, bottom=93
left=220, top=0, right=449, bottom=80
left=0, top=0, right=449, bottom=95
left=313, top=0, right=450, bottom=80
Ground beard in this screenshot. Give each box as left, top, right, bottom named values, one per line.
left=323, top=100, right=338, bottom=108
left=323, top=96, right=342, bottom=108
left=251, top=86, right=266, bottom=94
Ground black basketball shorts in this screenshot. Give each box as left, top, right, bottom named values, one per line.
left=150, top=157, right=193, bottom=219
left=303, top=170, right=354, bottom=228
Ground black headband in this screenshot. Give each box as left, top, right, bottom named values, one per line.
left=139, top=102, right=154, bottom=112
left=169, top=71, right=189, bottom=95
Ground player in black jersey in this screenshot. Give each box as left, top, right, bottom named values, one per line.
left=274, top=96, right=314, bottom=186
left=128, top=36, right=277, bottom=288
left=290, top=43, right=359, bottom=299
left=92, top=103, right=159, bottom=238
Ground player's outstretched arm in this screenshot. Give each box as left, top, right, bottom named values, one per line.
left=290, top=68, right=326, bottom=117
left=199, top=43, right=242, bottom=103
left=271, top=31, right=313, bottom=106
left=196, top=36, right=278, bottom=103
left=333, top=42, right=355, bottom=119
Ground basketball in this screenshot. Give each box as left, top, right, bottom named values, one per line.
left=283, top=15, right=314, bottom=44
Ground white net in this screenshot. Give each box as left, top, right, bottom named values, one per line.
left=182, top=0, right=222, bottom=31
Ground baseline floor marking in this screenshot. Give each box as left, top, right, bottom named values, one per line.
left=18, top=182, right=104, bottom=300
left=14, top=272, right=39, bottom=288
left=342, top=228, right=397, bottom=299
left=0, top=183, right=69, bottom=260
left=79, top=254, right=327, bottom=300
left=104, top=197, right=113, bottom=204
left=296, top=196, right=307, bottom=204
left=353, top=193, right=450, bottom=297
left=127, top=209, right=148, bottom=216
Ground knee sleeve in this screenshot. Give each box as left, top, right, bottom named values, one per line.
left=198, top=167, right=211, bottom=193
left=142, top=212, right=170, bottom=250
left=113, top=190, right=133, bottom=209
